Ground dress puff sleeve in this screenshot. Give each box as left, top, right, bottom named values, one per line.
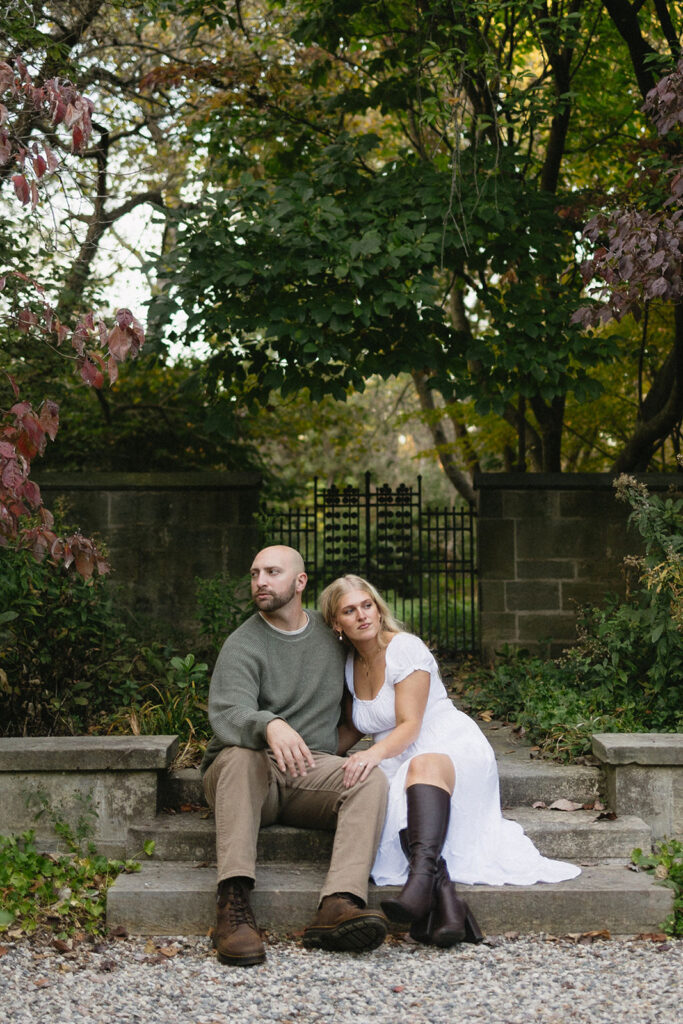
left=385, top=632, right=436, bottom=686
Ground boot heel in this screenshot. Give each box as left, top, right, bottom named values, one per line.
left=409, top=910, right=433, bottom=944
left=380, top=897, right=415, bottom=923
left=464, top=904, right=484, bottom=944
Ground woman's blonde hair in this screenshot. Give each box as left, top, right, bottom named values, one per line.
left=319, top=574, right=403, bottom=644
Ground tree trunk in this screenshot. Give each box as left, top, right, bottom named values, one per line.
left=613, top=302, right=683, bottom=472
left=411, top=371, right=476, bottom=504
left=529, top=394, right=566, bottom=471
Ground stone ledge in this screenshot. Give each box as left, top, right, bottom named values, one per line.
left=34, top=471, right=262, bottom=491
left=0, top=735, right=178, bottom=772
left=474, top=472, right=680, bottom=492
left=592, top=733, right=683, bottom=841
left=592, top=733, right=683, bottom=766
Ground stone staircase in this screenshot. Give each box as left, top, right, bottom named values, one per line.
left=105, top=723, right=675, bottom=939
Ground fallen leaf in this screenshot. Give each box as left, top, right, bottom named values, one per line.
left=477, top=710, right=494, bottom=722
left=548, top=799, right=584, bottom=812
left=595, top=811, right=617, bottom=821
left=654, top=863, right=669, bottom=880
left=0, top=946, right=8, bottom=957
left=583, top=929, right=611, bottom=941
left=392, top=985, right=405, bottom=993
left=533, top=801, right=547, bottom=809
left=108, top=925, right=128, bottom=939
left=99, top=959, right=117, bottom=972
left=636, top=932, right=669, bottom=942
left=144, top=939, right=156, bottom=954
left=34, top=978, right=50, bottom=988
left=52, top=939, right=71, bottom=953
left=158, top=946, right=178, bottom=958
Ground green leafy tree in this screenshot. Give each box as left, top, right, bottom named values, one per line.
left=147, top=0, right=683, bottom=498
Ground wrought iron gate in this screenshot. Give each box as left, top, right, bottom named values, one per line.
left=262, top=474, right=478, bottom=653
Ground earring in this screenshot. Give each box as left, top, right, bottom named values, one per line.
left=335, top=630, right=343, bottom=642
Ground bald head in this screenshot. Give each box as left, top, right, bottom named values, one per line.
left=253, top=545, right=305, bottom=575
left=250, top=546, right=307, bottom=625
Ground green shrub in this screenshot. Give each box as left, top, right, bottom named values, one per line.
left=631, top=839, right=683, bottom=937
left=0, top=507, right=183, bottom=736
left=0, top=537, right=124, bottom=735
left=195, top=572, right=251, bottom=654
left=0, top=795, right=149, bottom=938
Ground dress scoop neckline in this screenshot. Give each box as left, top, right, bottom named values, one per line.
left=351, top=633, right=401, bottom=703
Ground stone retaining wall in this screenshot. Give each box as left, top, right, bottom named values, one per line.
left=0, top=736, right=178, bottom=858
left=35, top=471, right=261, bottom=638
left=475, top=472, right=681, bottom=659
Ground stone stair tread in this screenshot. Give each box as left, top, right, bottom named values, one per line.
left=107, top=860, right=673, bottom=938
left=162, top=758, right=604, bottom=812
left=130, top=805, right=648, bottom=864
left=503, top=807, right=650, bottom=862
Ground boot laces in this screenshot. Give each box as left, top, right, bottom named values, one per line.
left=222, top=883, right=258, bottom=930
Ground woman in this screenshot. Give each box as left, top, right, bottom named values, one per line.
left=320, top=574, right=581, bottom=947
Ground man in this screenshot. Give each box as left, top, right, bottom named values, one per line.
left=201, top=545, right=389, bottom=966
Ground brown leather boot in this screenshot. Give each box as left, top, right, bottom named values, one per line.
left=429, top=858, right=471, bottom=946
left=302, top=893, right=388, bottom=952
left=214, top=877, right=266, bottom=967
left=381, top=784, right=450, bottom=924
left=410, top=859, right=484, bottom=947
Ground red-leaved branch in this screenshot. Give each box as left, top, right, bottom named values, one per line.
left=0, top=57, right=93, bottom=209
left=572, top=59, right=683, bottom=329
left=1, top=59, right=144, bottom=578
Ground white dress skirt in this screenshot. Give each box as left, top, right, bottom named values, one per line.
left=347, top=632, right=581, bottom=886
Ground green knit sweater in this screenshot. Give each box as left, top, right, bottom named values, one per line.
left=200, top=610, right=346, bottom=775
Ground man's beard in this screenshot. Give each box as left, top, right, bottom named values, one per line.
left=254, top=579, right=297, bottom=612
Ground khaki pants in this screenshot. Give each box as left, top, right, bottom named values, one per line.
left=203, top=746, right=388, bottom=904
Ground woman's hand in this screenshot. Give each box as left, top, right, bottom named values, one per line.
left=343, top=747, right=382, bottom=788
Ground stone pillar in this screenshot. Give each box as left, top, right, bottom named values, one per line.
left=475, top=473, right=678, bottom=660
left=592, top=734, right=683, bottom=842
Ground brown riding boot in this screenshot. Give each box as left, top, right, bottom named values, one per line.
left=429, top=858, right=483, bottom=946
left=381, top=784, right=450, bottom=924
left=214, top=877, right=266, bottom=967
left=302, top=893, right=388, bottom=952
left=409, top=858, right=484, bottom=947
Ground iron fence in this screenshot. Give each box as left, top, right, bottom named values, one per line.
left=262, top=474, right=478, bottom=654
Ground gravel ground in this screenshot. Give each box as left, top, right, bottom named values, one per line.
left=1, top=932, right=681, bottom=1024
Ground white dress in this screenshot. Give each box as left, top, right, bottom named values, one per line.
left=347, top=633, right=581, bottom=886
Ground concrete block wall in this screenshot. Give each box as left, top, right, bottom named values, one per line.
left=475, top=473, right=681, bottom=660
left=35, top=471, right=261, bottom=639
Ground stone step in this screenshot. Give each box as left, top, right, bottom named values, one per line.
left=127, top=807, right=650, bottom=866
left=160, top=759, right=604, bottom=814
left=106, top=861, right=673, bottom=938
left=502, top=808, right=650, bottom=864
left=127, top=814, right=334, bottom=864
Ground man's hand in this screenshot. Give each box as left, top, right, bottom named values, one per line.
left=266, top=719, right=316, bottom=777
